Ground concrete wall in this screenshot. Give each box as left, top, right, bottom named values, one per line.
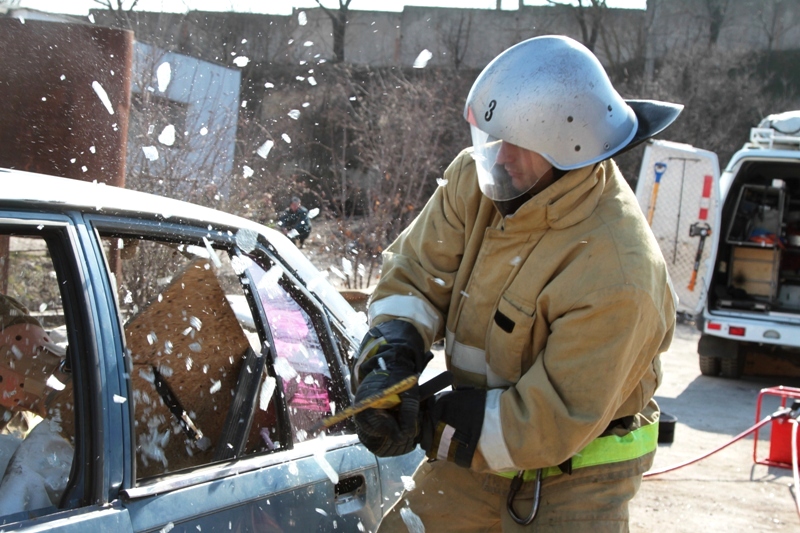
left=90, top=1, right=800, bottom=73
left=647, top=0, right=800, bottom=60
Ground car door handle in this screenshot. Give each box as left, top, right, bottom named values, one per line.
left=334, top=474, right=367, bottom=515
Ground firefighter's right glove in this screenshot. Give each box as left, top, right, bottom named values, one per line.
left=352, top=320, right=431, bottom=457
left=351, top=320, right=430, bottom=389
left=354, top=370, right=421, bottom=456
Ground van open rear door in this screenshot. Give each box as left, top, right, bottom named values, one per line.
left=635, top=140, right=721, bottom=316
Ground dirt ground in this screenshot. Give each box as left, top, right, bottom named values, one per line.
left=630, top=322, right=800, bottom=532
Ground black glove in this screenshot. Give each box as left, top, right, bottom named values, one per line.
left=354, top=370, right=421, bottom=456
left=352, top=320, right=431, bottom=457
left=419, top=388, right=486, bottom=468
left=351, top=320, right=430, bottom=388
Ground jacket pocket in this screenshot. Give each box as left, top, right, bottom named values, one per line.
left=486, top=295, right=535, bottom=383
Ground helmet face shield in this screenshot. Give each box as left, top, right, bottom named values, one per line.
left=469, top=124, right=552, bottom=201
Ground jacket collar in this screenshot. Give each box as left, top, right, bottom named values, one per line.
left=503, top=161, right=609, bottom=231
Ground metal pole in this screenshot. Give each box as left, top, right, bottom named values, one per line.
left=669, top=157, right=700, bottom=264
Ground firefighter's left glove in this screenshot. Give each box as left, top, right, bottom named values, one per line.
left=419, top=388, right=486, bottom=468
left=352, top=320, right=431, bottom=457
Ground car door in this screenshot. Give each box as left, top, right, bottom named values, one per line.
left=0, top=210, right=134, bottom=531
left=86, top=215, right=384, bottom=532
left=635, top=140, right=722, bottom=316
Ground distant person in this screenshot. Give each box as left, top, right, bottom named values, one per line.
left=278, top=197, right=311, bottom=248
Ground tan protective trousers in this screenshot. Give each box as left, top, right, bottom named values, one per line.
left=378, top=451, right=654, bottom=532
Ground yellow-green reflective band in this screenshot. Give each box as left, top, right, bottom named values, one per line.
left=361, top=337, right=386, bottom=361
left=496, top=421, right=659, bottom=482
left=353, top=337, right=387, bottom=383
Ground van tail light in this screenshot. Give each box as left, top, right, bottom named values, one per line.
left=707, top=322, right=722, bottom=330
left=729, top=326, right=746, bottom=336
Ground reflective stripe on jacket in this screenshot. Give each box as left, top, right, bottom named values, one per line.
left=370, top=149, right=675, bottom=474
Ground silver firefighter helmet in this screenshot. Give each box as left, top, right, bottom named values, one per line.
left=465, top=35, right=682, bottom=200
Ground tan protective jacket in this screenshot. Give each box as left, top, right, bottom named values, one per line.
left=369, top=150, right=675, bottom=474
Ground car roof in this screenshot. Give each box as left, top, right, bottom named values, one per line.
left=725, top=149, right=800, bottom=173
left=1, top=168, right=259, bottom=227
left=0, top=168, right=368, bottom=341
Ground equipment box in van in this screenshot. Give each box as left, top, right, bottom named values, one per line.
left=636, top=111, right=800, bottom=379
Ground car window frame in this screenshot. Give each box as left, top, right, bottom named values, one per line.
left=224, top=247, right=289, bottom=458
left=85, top=214, right=363, bottom=501
left=0, top=212, right=101, bottom=517
left=87, top=216, right=276, bottom=479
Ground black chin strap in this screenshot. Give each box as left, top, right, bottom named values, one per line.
left=492, top=168, right=567, bottom=217
left=494, top=192, right=534, bottom=217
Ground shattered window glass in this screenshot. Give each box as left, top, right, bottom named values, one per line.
left=99, top=235, right=273, bottom=480
left=246, top=259, right=332, bottom=444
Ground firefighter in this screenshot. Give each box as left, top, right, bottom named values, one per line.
left=352, top=36, right=681, bottom=531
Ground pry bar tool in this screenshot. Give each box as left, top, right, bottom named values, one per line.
left=313, top=370, right=454, bottom=432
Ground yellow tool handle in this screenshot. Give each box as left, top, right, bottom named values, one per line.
left=647, top=182, right=660, bottom=226
left=312, top=375, right=418, bottom=432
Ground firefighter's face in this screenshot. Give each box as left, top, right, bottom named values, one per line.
left=495, top=141, right=554, bottom=195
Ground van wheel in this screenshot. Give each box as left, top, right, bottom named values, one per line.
left=699, top=354, right=721, bottom=376
left=720, top=350, right=745, bottom=379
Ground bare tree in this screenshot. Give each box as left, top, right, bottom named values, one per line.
left=441, top=11, right=473, bottom=70
left=93, top=0, right=139, bottom=10
left=93, top=0, right=140, bottom=29
left=702, top=0, right=730, bottom=46
left=314, top=0, right=353, bottom=63
left=612, top=24, right=800, bottom=181
left=289, top=64, right=360, bottom=220
left=757, top=0, right=795, bottom=54
left=547, top=0, right=608, bottom=52
left=261, top=65, right=470, bottom=288
left=334, top=68, right=469, bottom=287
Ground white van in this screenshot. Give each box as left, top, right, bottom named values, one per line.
left=636, top=111, right=800, bottom=379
